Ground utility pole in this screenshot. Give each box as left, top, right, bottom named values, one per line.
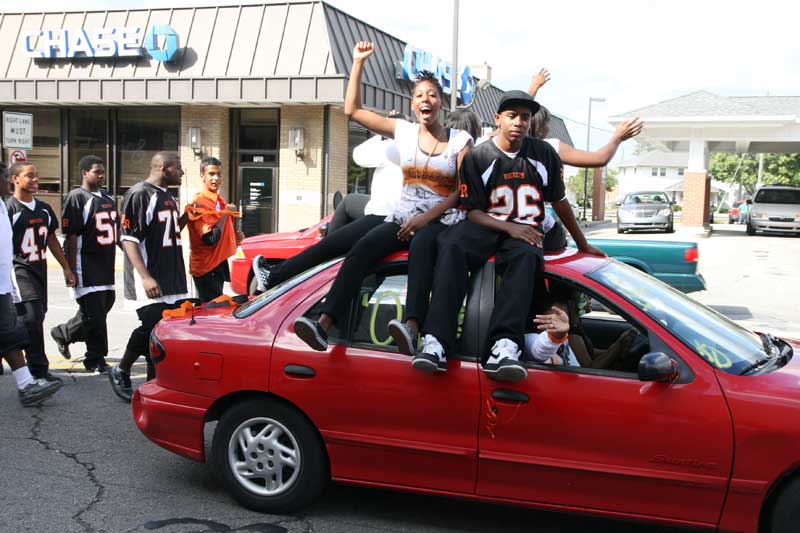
left=451, top=0, right=459, bottom=111
left=757, top=153, right=765, bottom=189
left=583, top=96, right=605, bottom=220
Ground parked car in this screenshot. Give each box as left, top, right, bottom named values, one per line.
left=230, top=214, right=705, bottom=295
left=616, top=191, right=675, bottom=234
left=134, top=251, right=799, bottom=533
left=728, top=205, right=741, bottom=224
left=746, top=185, right=800, bottom=236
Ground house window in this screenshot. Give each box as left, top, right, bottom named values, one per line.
left=678, top=168, right=684, bottom=176
left=659, top=168, right=666, bottom=176
left=651, top=168, right=658, bottom=176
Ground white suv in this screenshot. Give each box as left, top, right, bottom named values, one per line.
left=747, top=185, right=800, bottom=235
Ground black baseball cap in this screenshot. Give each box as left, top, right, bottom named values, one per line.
left=497, top=90, right=540, bottom=115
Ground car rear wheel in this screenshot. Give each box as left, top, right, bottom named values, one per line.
left=771, top=476, right=800, bottom=533
left=617, top=226, right=625, bottom=234
left=666, top=221, right=674, bottom=233
left=746, top=221, right=756, bottom=236
left=211, top=398, right=328, bottom=513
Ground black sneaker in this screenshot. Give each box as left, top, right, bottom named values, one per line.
left=39, top=372, right=64, bottom=385
left=96, top=359, right=110, bottom=374
left=83, top=360, right=98, bottom=373
left=19, top=378, right=61, bottom=407
left=388, top=319, right=418, bottom=355
left=108, top=365, right=133, bottom=402
left=484, top=338, right=527, bottom=382
left=50, top=327, right=71, bottom=359
left=294, top=317, right=328, bottom=351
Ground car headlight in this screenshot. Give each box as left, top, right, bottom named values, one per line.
left=234, top=246, right=245, bottom=259
left=751, top=211, right=764, bottom=220
left=795, top=213, right=800, bottom=222
left=657, top=208, right=672, bottom=216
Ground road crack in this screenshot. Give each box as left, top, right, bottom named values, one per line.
left=29, top=406, right=105, bottom=533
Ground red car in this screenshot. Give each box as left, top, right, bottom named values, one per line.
left=135, top=250, right=799, bottom=533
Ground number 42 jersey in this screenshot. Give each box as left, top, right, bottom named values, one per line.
left=61, top=188, right=119, bottom=297
left=6, top=197, right=58, bottom=304
left=120, top=181, right=188, bottom=308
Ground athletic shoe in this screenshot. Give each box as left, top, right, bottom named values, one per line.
left=83, top=360, right=98, bottom=373
left=39, top=372, right=64, bottom=385
left=108, top=365, right=133, bottom=402
left=50, top=327, right=71, bottom=359
left=294, top=317, right=328, bottom=351
left=388, top=319, right=418, bottom=355
left=412, top=334, right=447, bottom=373
left=252, top=255, right=272, bottom=292
left=19, top=378, right=61, bottom=407
left=96, top=359, right=110, bottom=374
left=484, top=338, right=527, bottom=382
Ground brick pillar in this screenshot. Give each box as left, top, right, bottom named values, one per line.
left=326, top=107, right=349, bottom=214
left=591, top=167, right=605, bottom=221
left=278, top=106, right=324, bottom=232
left=179, top=105, right=230, bottom=202
left=682, top=171, right=710, bottom=227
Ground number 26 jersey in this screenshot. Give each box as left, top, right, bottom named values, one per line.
left=459, top=136, right=565, bottom=227
left=120, top=181, right=187, bottom=306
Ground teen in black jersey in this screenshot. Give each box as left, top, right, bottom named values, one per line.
left=413, top=91, right=561, bottom=381
left=109, top=152, right=188, bottom=402
left=51, top=156, right=118, bottom=373
left=6, top=162, right=75, bottom=382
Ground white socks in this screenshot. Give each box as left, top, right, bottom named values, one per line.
left=13, top=366, right=35, bottom=390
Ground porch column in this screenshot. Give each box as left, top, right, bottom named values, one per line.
left=682, top=132, right=710, bottom=227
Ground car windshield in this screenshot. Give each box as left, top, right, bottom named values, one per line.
left=587, top=261, right=765, bottom=375
left=624, top=193, right=667, bottom=205
left=754, top=189, right=800, bottom=205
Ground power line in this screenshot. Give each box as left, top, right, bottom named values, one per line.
left=556, top=113, right=616, bottom=134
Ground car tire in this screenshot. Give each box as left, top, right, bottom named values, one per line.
left=211, top=398, right=328, bottom=514
left=771, top=476, right=800, bottom=533
left=617, top=226, right=624, bottom=234
left=746, top=221, right=756, bottom=236
left=666, top=222, right=674, bottom=233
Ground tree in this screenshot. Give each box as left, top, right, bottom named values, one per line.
left=566, top=168, right=618, bottom=205
left=710, top=152, right=800, bottom=195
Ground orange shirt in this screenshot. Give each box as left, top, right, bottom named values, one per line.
left=187, top=191, right=237, bottom=277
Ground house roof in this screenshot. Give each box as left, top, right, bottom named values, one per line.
left=612, top=90, right=800, bottom=119
left=616, top=150, right=688, bottom=168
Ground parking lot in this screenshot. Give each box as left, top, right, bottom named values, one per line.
left=1, top=225, right=798, bottom=533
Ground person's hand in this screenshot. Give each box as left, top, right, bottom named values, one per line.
left=529, top=68, right=551, bottom=92
left=534, top=306, right=570, bottom=336
left=142, top=275, right=162, bottom=299
left=397, top=214, right=429, bottom=242
left=225, top=203, right=239, bottom=213
left=577, top=242, right=607, bottom=257
left=353, top=41, right=374, bottom=62
left=506, top=223, right=542, bottom=247
left=614, top=117, right=643, bottom=142
left=235, top=230, right=245, bottom=245
left=64, top=268, right=77, bottom=288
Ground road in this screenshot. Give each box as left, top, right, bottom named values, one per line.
left=1, top=224, right=798, bottom=532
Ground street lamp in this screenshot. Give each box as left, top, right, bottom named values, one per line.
left=582, top=96, right=605, bottom=221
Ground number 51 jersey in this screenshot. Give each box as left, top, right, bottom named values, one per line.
left=120, top=181, right=188, bottom=307
left=61, top=188, right=119, bottom=296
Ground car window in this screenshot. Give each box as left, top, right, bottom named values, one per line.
left=754, top=188, right=800, bottom=205
left=624, top=192, right=667, bottom=205
left=349, top=270, right=408, bottom=349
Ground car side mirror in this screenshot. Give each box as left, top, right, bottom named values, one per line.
left=615, top=201, right=622, bottom=207
left=638, top=352, right=679, bottom=383
left=319, top=224, right=329, bottom=237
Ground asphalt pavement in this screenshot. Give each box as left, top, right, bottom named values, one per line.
left=2, top=223, right=799, bottom=532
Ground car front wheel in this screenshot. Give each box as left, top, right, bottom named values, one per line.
left=746, top=221, right=756, bottom=236
left=211, top=398, right=328, bottom=513
left=771, top=476, right=800, bottom=533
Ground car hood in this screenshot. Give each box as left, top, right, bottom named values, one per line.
left=718, top=336, right=800, bottom=397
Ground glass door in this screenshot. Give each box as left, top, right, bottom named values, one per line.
left=239, top=166, right=276, bottom=236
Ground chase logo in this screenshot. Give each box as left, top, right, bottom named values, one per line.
left=21, top=25, right=179, bottom=62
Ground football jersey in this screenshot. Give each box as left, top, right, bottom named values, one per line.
left=61, top=187, right=119, bottom=298
left=120, top=181, right=188, bottom=308
left=6, top=196, right=59, bottom=304
left=459, top=136, right=565, bottom=227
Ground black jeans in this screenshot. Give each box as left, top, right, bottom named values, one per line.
left=424, top=220, right=543, bottom=358
left=319, top=221, right=445, bottom=324
left=0, top=293, right=28, bottom=355
left=16, top=299, right=47, bottom=377
left=53, top=290, right=115, bottom=367
left=267, top=215, right=385, bottom=289
left=193, top=261, right=229, bottom=302
left=125, top=301, right=184, bottom=380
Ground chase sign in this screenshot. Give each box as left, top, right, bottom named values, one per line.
left=400, top=44, right=474, bottom=106
left=20, top=25, right=179, bottom=61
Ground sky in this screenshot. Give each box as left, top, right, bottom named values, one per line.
left=8, top=0, right=800, bottom=168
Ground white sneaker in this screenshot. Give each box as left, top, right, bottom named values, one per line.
left=484, top=338, right=527, bottom=381
left=412, top=334, right=447, bottom=373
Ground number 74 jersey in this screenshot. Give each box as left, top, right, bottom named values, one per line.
left=120, top=181, right=187, bottom=305
left=61, top=188, right=119, bottom=295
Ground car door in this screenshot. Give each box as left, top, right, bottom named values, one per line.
left=270, top=261, right=481, bottom=494
left=475, top=272, right=733, bottom=526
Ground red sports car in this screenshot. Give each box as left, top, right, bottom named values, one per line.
left=134, top=250, right=800, bottom=533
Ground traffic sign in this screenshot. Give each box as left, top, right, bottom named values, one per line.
left=3, top=111, right=33, bottom=149
left=9, top=149, right=27, bottom=164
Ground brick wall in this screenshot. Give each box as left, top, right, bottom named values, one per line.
left=179, top=105, right=230, bottom=204
left=326, top=107, right=349, bottom=214
left=682, top=171, right=710, bottom=227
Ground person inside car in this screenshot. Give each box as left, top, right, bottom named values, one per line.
left=292, top=40, right=472, bottom=352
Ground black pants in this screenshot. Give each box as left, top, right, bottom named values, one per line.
left=267, top=214, right=385, bottom=289
left=319, top=221, right=446, bottom=324
left=16, top=299, right=47, bottom=378
left=424, top=220, right=544, bottom=357
left=328, top=193, right=370, bottom=233
left=54, top=290, right=115, bottom=367
left=543, top=221, right=567, bottom=251
left=125, top=301, right=184, bottom=380
left=193, top=261, right=230, bottom=302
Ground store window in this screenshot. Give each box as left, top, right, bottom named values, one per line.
left=68, top=109, right=107, bottom=191
left=348, top=124, right=373, bottom=194
left=2, top=108, right=62, bottom=192
left=117, top=108, right=179, bottom=190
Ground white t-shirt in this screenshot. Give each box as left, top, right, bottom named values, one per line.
left=387, top=119, right=473, bottom=226
left=351, top=136, right=403, bottom=217
left=0, top=201, right=14, bottom=295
